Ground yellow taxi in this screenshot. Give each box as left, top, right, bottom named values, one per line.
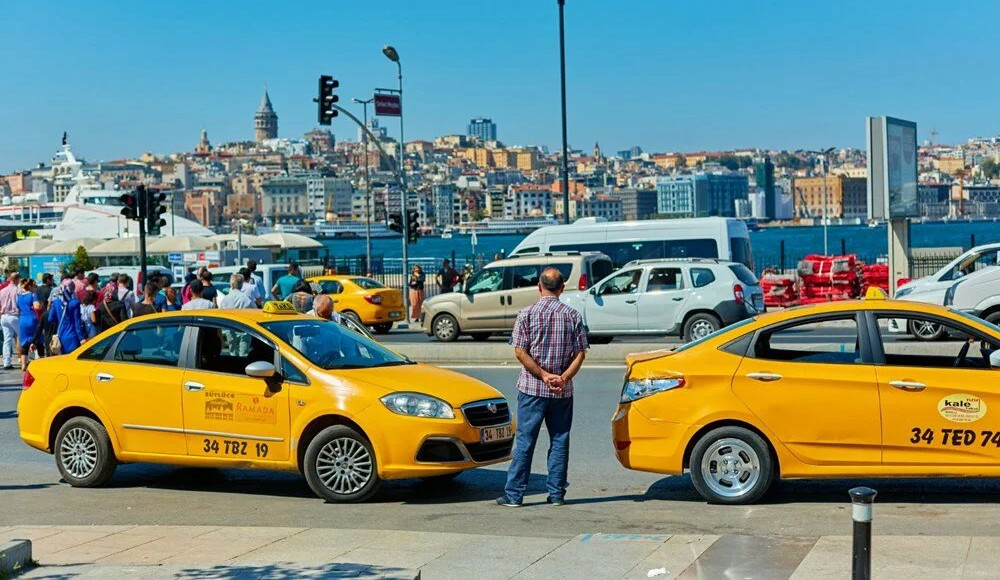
left=613, top=290, right=1000, bottom=504
left=17, top=302, right=513, bottom=503
left=307, top=275, right=405, bottom=334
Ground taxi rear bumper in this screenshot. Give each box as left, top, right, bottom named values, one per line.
left=611, top=402, right=689, bottom=475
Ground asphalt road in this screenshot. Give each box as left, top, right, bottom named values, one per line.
left=4, top=367, right=1000, bottom=538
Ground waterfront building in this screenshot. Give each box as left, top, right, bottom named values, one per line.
left=791, top=175, right=867, bottom=220
left=754, top=156, right=775, bottom=219
left=553, top=194, right=623, bottom=221
left=433, top=184, right=457, bottom=227
left=655, top=173, right=749, bottom=218
left=467, top=117, right=497, bottom=142
left=305, top=176, right=353, bottom=219
left=261, top=176, right=309, bottom=224
left=510, top=185, right=554, bottom=218
left=613, top=188, right=658, bottom=221
left=254, top=90, right=278, bottom=143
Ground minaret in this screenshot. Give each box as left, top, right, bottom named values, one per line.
left=254, top=89, right=278, bottom=143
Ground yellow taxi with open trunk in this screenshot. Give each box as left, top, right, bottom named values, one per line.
left=613, top=289, right=1000, bottom=504
left=17, top=301, right=513, bottom=502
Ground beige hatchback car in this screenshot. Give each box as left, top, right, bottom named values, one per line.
left=422, top=252, right=613, bottom=341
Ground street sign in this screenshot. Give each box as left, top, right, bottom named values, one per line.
left=168, top=252, right=183, bottom=263
left=374, top=93, right=401, bottom=117
left=183, top=252, right=199, bottom=263
left=205, top=250, right=220, bottom=261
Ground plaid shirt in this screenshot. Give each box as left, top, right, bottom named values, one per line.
left=511, top=296, right=588, bottom=398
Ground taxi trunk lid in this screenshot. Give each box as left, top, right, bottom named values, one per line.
left=369, top=289, right=403, bottom=308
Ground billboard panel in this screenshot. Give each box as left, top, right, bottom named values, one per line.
left=374, top=94, right=401, bottom=117
left=885, top=117, right=919, bottom=218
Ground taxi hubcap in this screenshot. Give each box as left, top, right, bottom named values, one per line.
left=60, top=427, right=98, bottom=479
left=690, top=320, right=715, bottom=340
left=701, top=438, right=760, bottom=498
left=316, top=438, right=373, bottom=495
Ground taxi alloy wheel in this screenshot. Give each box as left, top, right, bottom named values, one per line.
left=433, top=314, right=459, bottom=342
left=689, top=426, right=774, bottom=505
left=304, top=425, right=381, bottom=503
left=55, top=417, right=117, bottom=488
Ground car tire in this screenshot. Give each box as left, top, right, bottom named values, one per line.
left=908, top=319, right=945, bottom=341
left=342, top=311, right=363, bottom=326
left=373, top=323, right=393, bottom=335
left=683, top=313, right=721, bottom=342
left=470, top=332, right=491, bottom=341
left=689, top=426, right=774, bottom=505
left=432, top=314, right=460, bottom=342
left=55, top=416, right=117, bottom=488
left=303, top=425, right=381, bottom=503
left=985, top=311, right=1000, bottom=326
left=588, top=335, right=614, bottom=345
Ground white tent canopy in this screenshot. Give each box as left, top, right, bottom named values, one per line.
left=89, top=237, right=143, bottom=256
left=146, top=235, right=215, bottom=253
left=36, top=237, right=106, bottom=255
left=257, top=232, right=323, bottom=249
left=0, top=238, right=55, bottom=256
left=209, top=233, right=280, bottom=248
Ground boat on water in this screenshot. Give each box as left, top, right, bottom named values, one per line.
left=454, top=217, right=559, bottom=236
left=0, top=141, right=214, bottom=241
left=262, top=220, right=399, bottom=239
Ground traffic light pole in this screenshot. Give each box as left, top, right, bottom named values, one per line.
left=137, top=186, right=148, bottom=288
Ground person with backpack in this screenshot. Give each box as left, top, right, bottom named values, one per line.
left=96, top=284, right=127, bottom=332
left=48, top=281, right=86, bottom=355
left=436, top=259, right=460, bottom=294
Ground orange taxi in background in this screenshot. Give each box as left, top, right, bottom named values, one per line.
left=308, top=275, right=405, bottom=334
left=613, top=290, right=1000, bottom=504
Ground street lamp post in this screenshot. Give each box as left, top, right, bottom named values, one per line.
left=353, top=97, right=375, bottom=273
left=557, top=0, right=571, bottom=225
left=383, top=44, right=411, bottom=325
left=821, top=147, right=835, bottom=255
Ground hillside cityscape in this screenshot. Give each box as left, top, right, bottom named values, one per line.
left=2, top=89, right=999, bottom=241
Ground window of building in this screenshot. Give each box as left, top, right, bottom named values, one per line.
left=114, top=325, right=185, bottom=367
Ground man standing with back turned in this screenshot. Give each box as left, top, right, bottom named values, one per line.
left=498, top=268, right=587, bottom=507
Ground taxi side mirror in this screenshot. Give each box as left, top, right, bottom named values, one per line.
left=245, top=361, right=276, bottom=378
left=991, top=350, right=1000, bottom=369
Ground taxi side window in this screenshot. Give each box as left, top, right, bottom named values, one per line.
left=78, top=332, right=120, bottom=361
left=319, top=281, right=343, bottom=294
left=751, top=316, right=862, bottom=365
left=282, top=356, right=309, bottom=384
left=195, top=325, right=276, bottom=376
left=113, top=325, right=184, bottom=367
left=876, top=315, right=1000, bottom=370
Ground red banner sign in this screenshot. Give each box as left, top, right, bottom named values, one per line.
left=374, top=93, right=402, bottom=117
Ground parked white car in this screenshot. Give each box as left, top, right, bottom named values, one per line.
left=560, top=258, right=764, bottom=343
left=891, top=243, right=1000, bottom=339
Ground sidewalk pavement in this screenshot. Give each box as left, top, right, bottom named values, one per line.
left=2, top=525, right=996, bottom=579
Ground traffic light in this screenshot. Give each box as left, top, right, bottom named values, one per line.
left=406, top=210, right=420, bottom=244
left=388, top=213, right=403, bottom=234
left=119, top=190, right=139, bottom=220
left=146, top=189, right=167, bottom=236
left=316, top=75, right=339, bottom=125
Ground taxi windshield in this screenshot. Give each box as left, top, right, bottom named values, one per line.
left=261, top=319, right=410, bottom=370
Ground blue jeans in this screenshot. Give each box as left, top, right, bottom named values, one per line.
left=503, top=391, right=573, bottom=504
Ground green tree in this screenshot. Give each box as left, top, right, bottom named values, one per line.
left=64, top=245, right=97, bottom=274
left=980, top=159, right=1000, bottom=179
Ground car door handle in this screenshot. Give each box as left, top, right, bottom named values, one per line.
left=184, top=381, right=206, bottom=392
left=625, top=299, right=637, bottom=304
left=890, top=380, right=926, bottom=392
left=747, top=372, right=782, bottom=382
left=672, top=297, right=684, bottom=301
left=95, top=373, right=114, bottom=383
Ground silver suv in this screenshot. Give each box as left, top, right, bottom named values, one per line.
left=560, top=258, right=764, bottom=343
left=422, top=251, right=614, bottom=342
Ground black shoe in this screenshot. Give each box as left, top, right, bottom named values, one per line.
left=496, top=496, right=521, bottom=508
left=2, top=366, right=13, bottom=371
left=546, top=496, right=565, bottom=506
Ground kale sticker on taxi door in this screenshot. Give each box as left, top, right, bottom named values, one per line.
left=938, top=394, right=987, bottom=423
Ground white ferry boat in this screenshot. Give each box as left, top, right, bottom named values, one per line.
left=264, top=221, right=399, bottom=239
left=454, top=217, right=559, bottom=236
left=0, top=141, right=214, bottom=240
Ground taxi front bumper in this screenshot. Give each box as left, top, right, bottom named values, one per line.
left=357, top=399, right=514, bottom=479
left=611, top=402, right=689, bottom=475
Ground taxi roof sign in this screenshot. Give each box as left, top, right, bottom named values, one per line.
left=864, top=287, right=888, bottom=300
left=263, top=301, right=298, bottom=314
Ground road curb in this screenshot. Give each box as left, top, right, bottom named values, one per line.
left=391, top=343, right=667, bottom=366
left=0, top=539, right=33, bottom=576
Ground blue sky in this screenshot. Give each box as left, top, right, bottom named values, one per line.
left=1, top=0, right=993, bottom=173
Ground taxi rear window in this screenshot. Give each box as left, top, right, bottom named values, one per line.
left=674, top=318, right=755, bottom=353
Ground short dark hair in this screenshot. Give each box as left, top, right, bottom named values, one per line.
left=200, top=270, right=213, bottom=282
left=41, top=273, right=54, bottom=284
left=144, top=282, right=158, bottom=297
left=289, top=261, right=300, bottom=272
left=239, top=267, right=252, bottom=280
left=82, top=289, right=97, bottom=305
left=247, top=259, right=257, bottom=271
left=539, top=268, right=565, bottom=291
left=189, top=279, right=204, bottom=295
left=86, top=273, right=99, bottom=285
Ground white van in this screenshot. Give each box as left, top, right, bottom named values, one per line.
left=87, top=266, right=174, bottom=289
left=509, top=217, right=754, bottom=271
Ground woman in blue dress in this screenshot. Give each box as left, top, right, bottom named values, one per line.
left=17, top=278, right=41, bottom=370
left=48, top=281, right=86, bottom=355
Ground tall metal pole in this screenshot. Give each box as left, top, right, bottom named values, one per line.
left=354, top=98, right=374, bottom=273
left=236, top=219, right=243, bottom=265
left=393, top=58, right=411, bottom=324
left=558, top=0, right=571, bottom=224
left=822, top=152, right=829, bottom=255
left=137, top=185, right=148, bottom=286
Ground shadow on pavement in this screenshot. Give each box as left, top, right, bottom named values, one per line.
left=0, top=410, right=17, bottom=419
left=0, top=483, right=57, bottom=491
left=637, top=474, right=1000, bottom=505
left=176, top=562, right=414, bottom=579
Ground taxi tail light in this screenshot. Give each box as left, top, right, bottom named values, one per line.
left=614, top=440, right=631, bottom=451
left=364, top=294, right=383, bottom=305
left=733, top=283, right=745, bottom=305
left=22, top=369, right=34, bottom=389
left=578, top=274, right=588, bottom=291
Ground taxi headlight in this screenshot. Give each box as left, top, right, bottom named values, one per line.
left=621, top=377, right=685, bottom=403
left=380, top=392, right=455, bottom=419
